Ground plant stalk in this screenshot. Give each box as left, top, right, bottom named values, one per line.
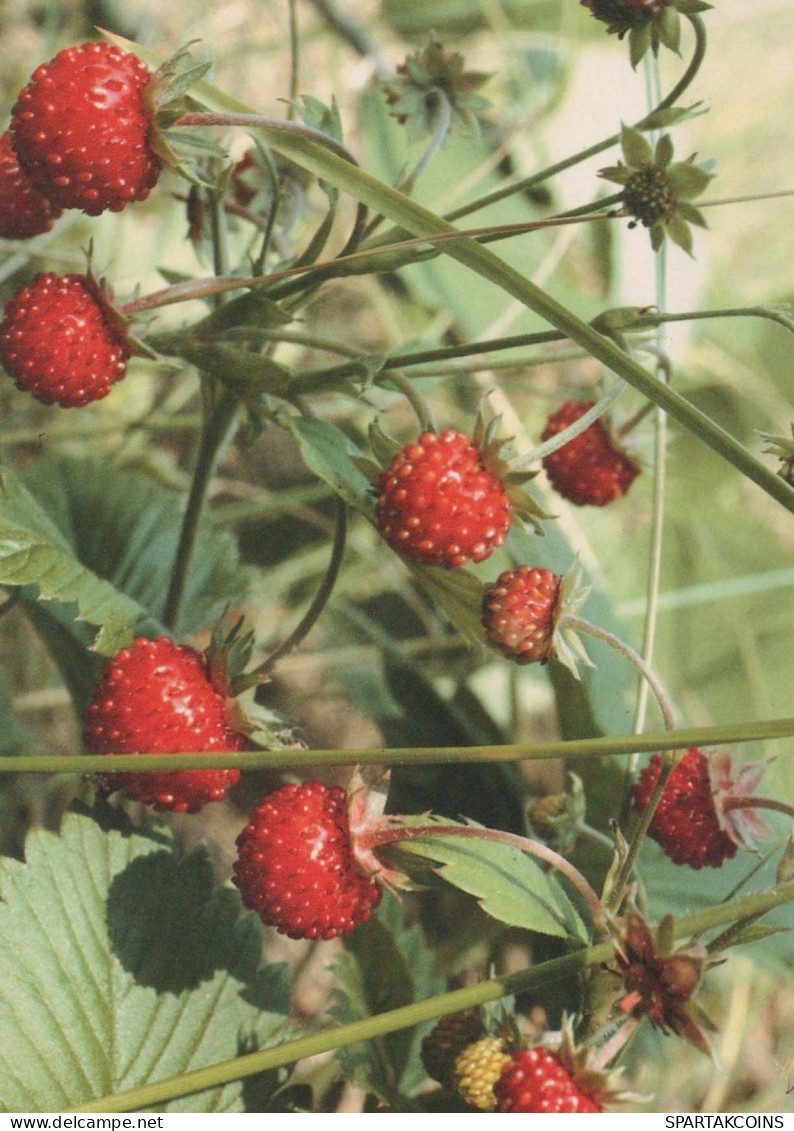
left=162, top=386, right=239, bottom=631
left=4, top=717, right=794, bottom=776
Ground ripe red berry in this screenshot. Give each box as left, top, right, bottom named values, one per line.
left=10, top=41, right=161, bottom=216
left=233, top=781, right=383, bottom=940
left=482, top=566, right=562, bottom=664
left=494, top=1047, right=603, bottom=1113
left=541, top=400, right=640, bottom=506
left=0, top=272, right=131, bottom=407
left=632, top=748, right=738, bottom=869
left=85, top=636, right=245, bottom=813
left=0, top=130, right=63, bottom=238
left=376, top=430, right=512, bottom=569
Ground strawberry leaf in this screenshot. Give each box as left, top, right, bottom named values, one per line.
left=0, top=469, right=145, bottom=656
left=275, top=410, right=377, bottom=517
left=17, top=454, right=252, bottom=641
left=330, top=896, right=445, bottom=1106
left=0, top=803, right=291, bottom=1112
left=393, top=816, right=588, bottom=941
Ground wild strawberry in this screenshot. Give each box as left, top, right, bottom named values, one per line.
left=421, top=1009, right=488, bottom=1087
left=494, top=1047, right=603, bottom=1113
left=541, top=400, right=640, bottom=506
left=632, top=748, right=774, bottom=869
left=10, top=41, right=161, bottom=216
left=232, top=781, right=383, bottom=940
left=0, top=130, right=62, bottom=238
left=482, top=566, right=562, bottom=664
left=0, top=271, right=131, bottom=407
left=453, top=1036, right=512, bottom=1111
left=85, top=636, right=246, bottom=813
left=376, top=430, right=512, bottom=569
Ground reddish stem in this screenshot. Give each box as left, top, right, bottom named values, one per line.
left=359, top=821, right=606, bottom=930
left=722, top=796, right=794, bottom=819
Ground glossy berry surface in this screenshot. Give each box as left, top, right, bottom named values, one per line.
left=482, top=566, right=562, bottom=664
left=632, top=748, right=738, bottom=869
left=0, top=272, right=131, bottom=407
left=233, top=781, right=383, bottom=940
left=376, top=430, right=512, bottom=569
left=85, top=636, right=245, bottom=813
left=0, top=130, right=63, bottom=238
left=541, top=400, right=640, bottom=506
left=494, top=1048, right=603, bottom=1113
left=11, top=41, right=161, bottom=215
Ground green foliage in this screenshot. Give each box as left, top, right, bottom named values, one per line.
left=0, top=804, right=290, bottom=1112
left=331, top=897, right=446, bottom=1108
left=8, top=454, right=251, bottom=713
left=393, top=816, right=589, bottom=942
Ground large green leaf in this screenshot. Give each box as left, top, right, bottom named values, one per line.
left=0, top=804, right=290, bottom=1113
left=0, top=470, right=145, bottom=657
left=394, top=816, right=589, bottom=942
left=18, top=455, right=251, bottom=641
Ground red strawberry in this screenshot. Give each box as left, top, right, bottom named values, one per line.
left=0, top=130, right=62, bottom=238
left=85, top=636, right=246, bottom=813
left=232, top=780, right=383, bottom=940
left=482, top=566, right=562, bottom=664
left=10, top=41, right=161, bottom=216
left=0, top=271, right=131, bottom=407
left=632, top=748, right=773, bottom=869
left=541, top=400, right=640, bottom=506
left=376, top=430, right=512, bottom=569
left=494, top=1048, right=603, bottom=1113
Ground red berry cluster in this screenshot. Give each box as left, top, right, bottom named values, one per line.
left=0, top=41, right=163, bottom=409
left=632, top=748, right=738, bottom=869
left=84, top=637, right=245, bottom=813
left=0, top=272, right=131, bottom=407
left=495, top=1047, right=603, bottom=1113
left=10, top=41, right=161, bottom=217
left=376, top=429, right=512, bottom=569
left=232, top=781, right=383, bottom=939
left=541, top=400, right=640, bottom=507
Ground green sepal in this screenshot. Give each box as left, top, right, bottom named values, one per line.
left=666, top=160, right=713, bottom=199
left=657, top=5, right=682, bottom=54
left=621, top=124, right=654, bottom=168
left=629, top=23, right=652, bottom=68
left=666, top=212, right=694, bottom=255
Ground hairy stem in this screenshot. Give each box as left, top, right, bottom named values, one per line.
left=3, top=717, right=794, bottom=775
left=253, top=498, right=348, bottom=677
left=563, top=616, right=676, bottom=732
left=359, top=822, right=606, bottom=929
left=162, top=386, right=239, bottom=631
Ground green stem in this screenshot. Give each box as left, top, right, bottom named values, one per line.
left=162, top=386, right=239, bottom=631
left=67, top=879, right=794, bottom=1114
left=5, top=717, right=794, bottom=775
left=442, top=15, right=708, bottom=224
left=564, top=616, right=676, bottom=733
left=629, top=209, right=669, bottom=776
left=382, top=370, right=438, bottom=432
left=288, top=0, right=300, bottom=113
left=253, top=498, right=348, bottom=678
left=511, top=382, right=627, bottom=469
left=401, top=91, right=453, bottom=191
